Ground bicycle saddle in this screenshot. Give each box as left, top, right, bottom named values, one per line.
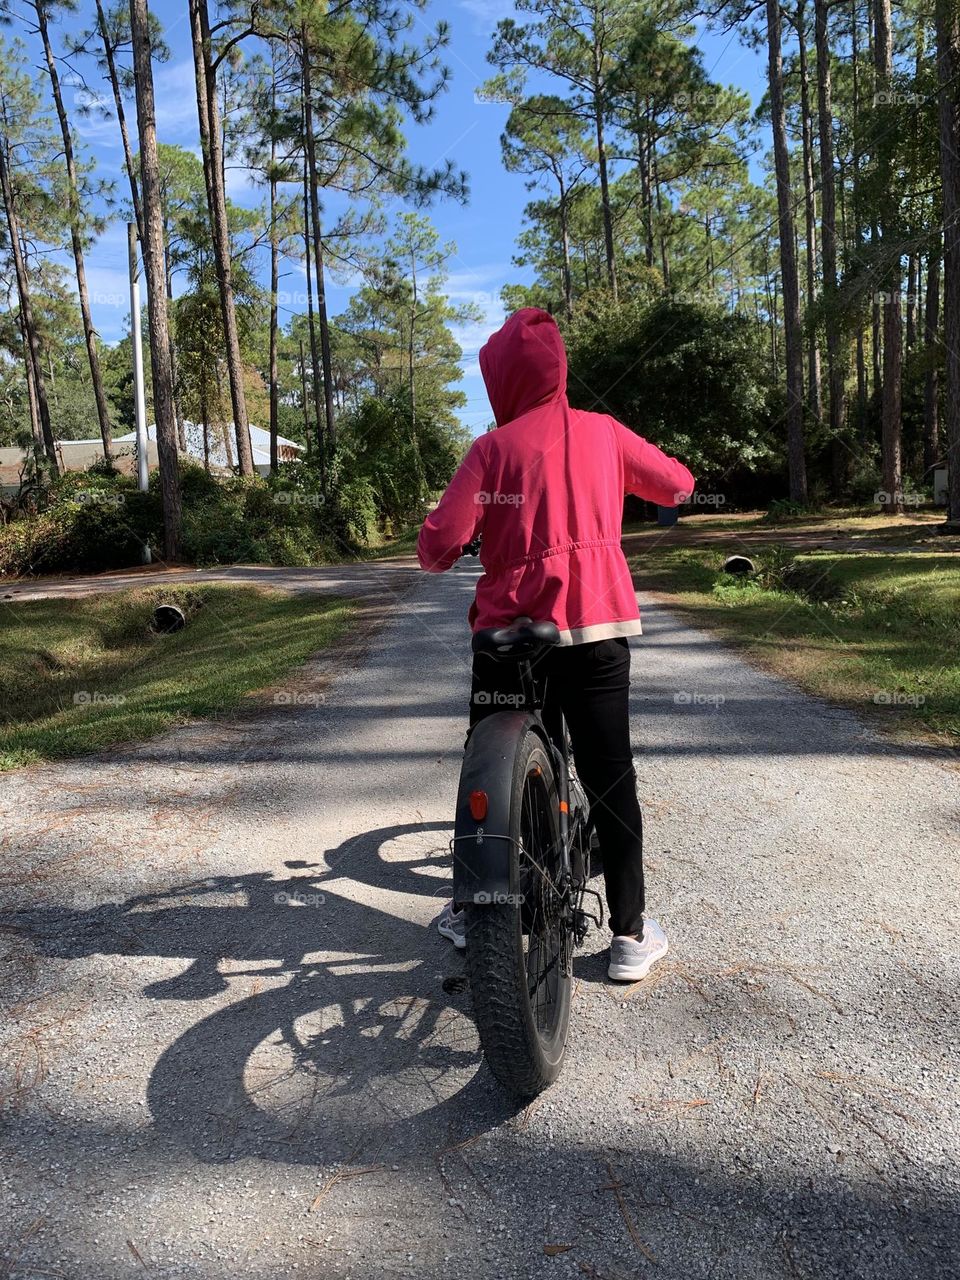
left=472, top=617, right=561, bottom=658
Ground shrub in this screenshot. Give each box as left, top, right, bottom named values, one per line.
left=761, top=497, right=824, bottom=523
left=0, top=471, right=162, bottom=577
left=0, top=437, right=421, bottom=577
left=563, top=296, right=779, bottom=496
left=337, top=386, right=469, bottom=532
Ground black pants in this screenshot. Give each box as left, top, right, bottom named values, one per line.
left=469, top=637, right=645, bottom=937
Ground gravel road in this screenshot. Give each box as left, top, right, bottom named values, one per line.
left=1, top=562, right=958, bottom=1279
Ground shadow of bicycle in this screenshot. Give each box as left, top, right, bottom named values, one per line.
left=8, top=821, right=525, bottom=1166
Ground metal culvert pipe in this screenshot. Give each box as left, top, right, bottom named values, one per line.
left=152, top=603, right=186, bottom=634
left=723, top=555, right=756, bottom=576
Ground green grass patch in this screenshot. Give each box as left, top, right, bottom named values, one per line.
left=629, top=546, right=960, bottom=744
left=0, top=585, right=354, bottom=770
left=358, top=525, right=420, bottom=559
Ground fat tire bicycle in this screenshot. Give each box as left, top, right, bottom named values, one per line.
left=451, top=590, right=603, bottom=1098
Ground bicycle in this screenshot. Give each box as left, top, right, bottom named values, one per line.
left=450, top=563, right=604, bottom=1097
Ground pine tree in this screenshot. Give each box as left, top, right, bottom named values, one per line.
left=129, top=0, right=180, bottom=556
left=27, top=0, right=114, bottom=457
left=487, top=0, right=625, bottom=299
left=189, top=0, right=254, bottom=475
left=936, top=0, right=960, bottom=523
left=0, top=36, right=57, bottom=468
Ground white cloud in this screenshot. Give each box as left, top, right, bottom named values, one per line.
left=447, top=263, right=508, bottom=354
left=65, top=58, right=200, bottom=150
left=224, top=161, right=263, bottom=204
left=153, top=59, right=202, bottom=140
left=458, top=0, right=516, bottom=28
left=445, top=264, right=510, bottom=297
left=452, top=313, right=503, bottom=357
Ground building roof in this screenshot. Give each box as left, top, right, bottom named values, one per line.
left=108, top=422, right=304, bottom=469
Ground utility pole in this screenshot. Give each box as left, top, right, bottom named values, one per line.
left=128, top=222, right=151, bottom=563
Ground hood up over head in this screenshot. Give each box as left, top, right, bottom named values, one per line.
left=479, top=307, right=568, bottom=427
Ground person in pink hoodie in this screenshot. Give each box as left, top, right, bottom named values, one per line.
left=418, top=307, right=694, bottom=981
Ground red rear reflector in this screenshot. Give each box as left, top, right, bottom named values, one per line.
left=469, top=790, right=488, bottom=820
left=559, top=800, right=569, bottom=814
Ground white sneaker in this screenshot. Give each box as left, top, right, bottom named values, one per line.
left=608, top=919, right=669, bottom=981
left=436, top=900, right=466, bottom=949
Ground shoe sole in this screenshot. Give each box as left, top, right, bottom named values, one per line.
left=438, top=923, right=466, bottom=950
left=608, top=939, right=669, bottom=982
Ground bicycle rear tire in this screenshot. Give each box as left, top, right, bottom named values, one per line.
left=464, top=726, right=571, bottom=1098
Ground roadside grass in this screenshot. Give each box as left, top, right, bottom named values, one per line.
left=628, top=546, right=960, bottom=744
left=623, top=506, right=955, bottom=544
left=359, top=525, right=419, bottom=559
left=0, top=585, right=354, bottom=770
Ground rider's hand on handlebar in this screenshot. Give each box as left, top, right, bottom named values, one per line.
left=461, top=538, right=482, bottom=557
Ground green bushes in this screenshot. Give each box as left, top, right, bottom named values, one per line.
left=0, top=460, right=349, bottom=577
left=336, top=388, right=468, bottom=530
left=563, top=296, right=780, bottom=499
left=178, top=468, right=341, bottom=567
left=0, top=470, right=162, bottom=577
left=0, top=388, right=468, bottom=577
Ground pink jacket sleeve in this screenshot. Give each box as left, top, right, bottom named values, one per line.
left=615, top=421, right=695, bottom=507
left=417, top=438, right=488, bottom=573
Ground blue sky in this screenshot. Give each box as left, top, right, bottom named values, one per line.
left=53, top=0, right=769, bottom=435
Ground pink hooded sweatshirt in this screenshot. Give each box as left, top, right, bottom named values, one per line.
left=417, top=307, right=695, bottom=645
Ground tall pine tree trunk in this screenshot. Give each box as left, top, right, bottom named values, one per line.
left=302, top=37, right=336, bottom=464
left=130, top=0, right=181, bottom=557
left=299, top=337, right=311, bottom=454
left=591, top=29, right=617, bottom=300
left=96, top=0, right=142, bottom=235
left=923, top=239, right=940, bottom=474
left=301, top=151, right=324, bottom=465
left=558, top=175, right=573, bottom=320
left=269, top=135, right=279, bottom=474
left=764, top=243, right=778, bottom=375
left=189, top=0, right=253, bottom=476
left=815, top=0, right=847, bottom=489
left=874, top=0, right=903, bottom=512
left=18, top=310, right=41, bottom=448
left=797, top=0, right=823, bottom=427
left=936, top=0, right=960, bottom=522
left=652, top=141, right=670, bottom=287
left=851, top=1, right=870, bottom=440
left=636, top=95, right=654, bottom=269
left=164, top=257, right=186, bottom=452
left=0, top=141, right=57, bottom=469
left=767, top=0, right=808, bottom=501
left=37, top=4, right=112, bottom=458
left=906, top=254, right=918, bottom=349
left=409, top=254, right=417, bottom=429
left=97, top=0, right=184, bottom=456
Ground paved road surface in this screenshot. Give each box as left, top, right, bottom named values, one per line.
left=1, top=563, right=958, bottom=1279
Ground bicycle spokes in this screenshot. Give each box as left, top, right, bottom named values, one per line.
left=519, top=767, right=566, bottom=1033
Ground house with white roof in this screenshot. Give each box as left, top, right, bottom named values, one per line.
left=0, top=422, right=304, bottom=492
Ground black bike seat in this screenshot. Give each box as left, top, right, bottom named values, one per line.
left=472, top=618, right=562, bottom=658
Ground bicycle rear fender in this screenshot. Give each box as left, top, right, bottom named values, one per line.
left=452, top=711, right=546, bottom=907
